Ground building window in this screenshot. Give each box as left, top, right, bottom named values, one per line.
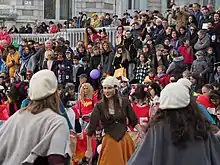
left=128, top=0, right=132, bottom=9
left=134, top=0, right=140, bottom=9
left=103, top=3, right=113, bottom=10
left=86, top=2, right=96, bottom=8
left=23, top=0, right=33, bottom=5
left=22, top=10, right=34, bottom=16
left=44, top=0, right=56, bottom=19
left=60, top=0, right=72, bottom=20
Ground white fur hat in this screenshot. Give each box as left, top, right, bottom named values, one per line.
left=159, top=82, right=190, bottom=110
left=29, top=70, right=58, bottom=101
left=102, top=76, right=120, bottom=87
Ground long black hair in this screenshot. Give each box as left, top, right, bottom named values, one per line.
left=102, top=88, right=125, bottom=120
left=147, top=100, right=212, bottom=147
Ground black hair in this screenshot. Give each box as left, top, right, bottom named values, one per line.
left=149, top=83, right=161, bottom=97
left=147, top=100, right=212, bottom=147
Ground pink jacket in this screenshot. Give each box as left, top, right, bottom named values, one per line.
left=0, top=32, right=11, bottom=44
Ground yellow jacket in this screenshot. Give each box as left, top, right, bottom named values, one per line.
left=6, top=51, right=20, bottom=78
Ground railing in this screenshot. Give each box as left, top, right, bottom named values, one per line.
left=10, top=26, right=130, bottom=47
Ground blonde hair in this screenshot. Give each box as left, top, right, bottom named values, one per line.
left=21, top=92, right=60, bottom=114
left=45, top=50, right=54, bottom=59
left=79, top=83, right=94, bottom=103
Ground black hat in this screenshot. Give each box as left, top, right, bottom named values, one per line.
left=113, top=15, right=118, bottom=18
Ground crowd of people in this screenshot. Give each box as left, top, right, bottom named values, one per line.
left=0, top=2, right=220, bottom=165
left=7, top=11, right=128, bottom=34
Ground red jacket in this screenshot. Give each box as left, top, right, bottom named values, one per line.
left=154, top=74, right=170, bottom=88
left=49, top=25, right=58, bottom=33
left=0, top=103, right=10, bottom=121
left=88, top=33, right=100, bottom=43
left=178, top=45, right=193, bottom=64
left=0, top=32, right=11, bottom=44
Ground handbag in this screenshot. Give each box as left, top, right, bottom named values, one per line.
left=113, top=65, right=127, bottom=78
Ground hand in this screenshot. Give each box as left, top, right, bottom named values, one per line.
left=85, top=150, right=93, bottom=159
left=11, top=59, right=15, bottom=64
left=138, top=130, right=145, bottom=139
left=199, top=73, right=203, bottom=77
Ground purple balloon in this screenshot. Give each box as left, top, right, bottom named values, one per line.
left=90, top=69, right=100, bottom=79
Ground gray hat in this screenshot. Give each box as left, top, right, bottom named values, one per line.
left=195, top=50, right=204, bottom=56
left=79, top=74, right=88, bottom=79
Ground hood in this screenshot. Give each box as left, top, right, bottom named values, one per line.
left=174, top=56, right=184, bottom=62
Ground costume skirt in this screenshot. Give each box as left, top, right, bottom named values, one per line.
left=98, top=132, right=135, bottom=165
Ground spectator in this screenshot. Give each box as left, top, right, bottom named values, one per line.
left=166, top=49, right=185, bottom=78
left=8, top=25, right=18, bottom=34
left=6, top=45, right=20, bottom=78
left=178, top=38, right=194, bottom=70
left=194, top=30, right=210, bottom=52
left=111, top=15, right=121, bottom=27
left=191, top=51, right=209, bottom=80
left=91, top=13, right=100, bottom=28
left=49, top=21, right=58, bottom=34
left=101, top=13, right=113, bottom=27
left=0, top=27, right=11, bottom=45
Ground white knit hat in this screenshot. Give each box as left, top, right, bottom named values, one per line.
left=159, top=82, right=190, bottom=110
left=102, top=76, right=120, bottom=87
left=29, top=70, right=58, bottom=101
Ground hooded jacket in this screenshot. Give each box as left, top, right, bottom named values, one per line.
left=166, top=56, right=185, bottom=76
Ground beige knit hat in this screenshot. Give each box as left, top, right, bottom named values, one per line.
left=159, top=82, right=190, bottom=110
left=102, top=76, right=120, bottom=87
left=29, top=70, right=58, bottom=101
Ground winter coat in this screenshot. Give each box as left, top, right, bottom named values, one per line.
left=166, top=56, right=185, bottom=76
left=101, top=51, right=114, bottom=75
left=60, top=60, right=73, bottom=85
left=101, top=18, right=113, bottom=27
left=204, top=55, right=216, bottom=73
left=211, top=72, right=220, bottom=83
left=90, top=55, right=101, bottom=69
left=178, top=45, right=194, bottom=64
left=194, top=34, right=210, bottom=52
left=191, top=58, right=209, bottom=76
left=6, top=51, right=20, bottom=78
left=172, top=10, right=190, bottom=31
left=154, top=73, right=170, bottom=88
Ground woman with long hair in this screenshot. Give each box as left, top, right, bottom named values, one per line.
left=115, top=25, right=124, bottom=47
left=85, top=26, right=100, bottom=45
left=77, top=83, right=98, bottom=129
left=128, top=82, right=220, bottom=165
left=86, top=76, right=144, bottom=165
left=0, top=70, right=71, bottom=165
left=100, top=41, right=114, bottom=76
left=113, top=46, right=130, bottom=76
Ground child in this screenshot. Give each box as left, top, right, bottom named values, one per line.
left=144, top=69, right=155, bottom=84
left=72, top=55, right=82, bottom=86
left=90, top=45, right=101, bottom=70
left=62, top=50, right=73, bottom=85
left=211, top=64, right=220, bottom=83
left=178, top=38, right=194, bottom=70
left=204, top=47, right=216, bottom=83
left=191, top=51, right=209, bottom=81
left=154, top=65, right=170, bottom=88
